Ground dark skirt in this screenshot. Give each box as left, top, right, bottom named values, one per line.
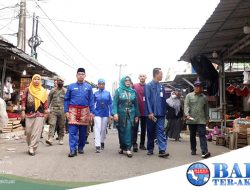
left=166, top=118, right=183, bottom=140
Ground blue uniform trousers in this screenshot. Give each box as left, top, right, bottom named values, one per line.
left=147, top=116, right=167, bottom=152
left=68, top=125, right=87, bottom=152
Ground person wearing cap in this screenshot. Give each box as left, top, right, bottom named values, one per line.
left=93, top=79, right=112, bottom=153
left=144, top=68, right=169, bottom=158
left=184, top=80, right=211, bottom=159
left=46, top=77, right=67, bottom=146
left=64, top=68, right=94, bottom=157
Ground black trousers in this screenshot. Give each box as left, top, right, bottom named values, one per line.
left=189, top=124, right=208, bottom=153
left=132, top=116, right=147, bottom=146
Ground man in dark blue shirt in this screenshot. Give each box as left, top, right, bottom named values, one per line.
left=64, top=68, right=94, bottom=157
left=145, top=68, right=169, bottom=158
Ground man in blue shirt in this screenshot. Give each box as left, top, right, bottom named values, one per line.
left=93, top=79, right=112, bottom=153
left=145, top=68, right=169, bottom=158
left=64, top=68, right=94, bottom=157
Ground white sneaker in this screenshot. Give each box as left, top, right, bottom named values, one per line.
left=46, top=138, right=53, bottom=145
left=59, top=140, right=64, bottom=145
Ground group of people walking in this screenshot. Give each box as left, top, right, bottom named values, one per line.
left=20, top=67, right=210, bottom=159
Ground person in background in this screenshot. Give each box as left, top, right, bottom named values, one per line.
left=144, top=68, right=169, bottom=158
left=46, top=77, right=66, bottom=146
left=0, top=97, right=8, bottom=131
left=112, top=76, right=140, bottom=158
left=64, top=68, right=94, bottom=157
left=93, top=79, right=112, bottom=153
left=184, top=80, right=211, bottom=159
left=53, top=79, right=60, bottom=139
left=21, top=74, right=48, bottom=156
left=132, top=73, right=147, bottom=152
left=166, top=90, right=183, bottom=141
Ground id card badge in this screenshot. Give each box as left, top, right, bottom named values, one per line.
left=143, top=96, right=145, bottom=101
left=160, top=92, right=163, bottom=97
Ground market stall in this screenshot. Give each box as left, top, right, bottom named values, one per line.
left=179, top=0, right=250, bottom=149
left=0, top=36, right=56, bottom=133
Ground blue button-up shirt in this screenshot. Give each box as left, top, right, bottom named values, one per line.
left=64, top=82, right=94, bottom=113
left=145, top=80, right=166, bottom=117
left=94, top=89, right=112, bottom=117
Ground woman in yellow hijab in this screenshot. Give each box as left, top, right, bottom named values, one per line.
left=21, top=74, right=48, bottom=156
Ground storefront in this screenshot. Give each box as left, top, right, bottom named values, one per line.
left=0, top=36, right=56, bottom=133
left=179, top=0, right=250, bottom=149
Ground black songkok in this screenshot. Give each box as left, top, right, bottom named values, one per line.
left=77, top=68, right=85, bottom=73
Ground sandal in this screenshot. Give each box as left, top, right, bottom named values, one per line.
left=118, top=149, right=123, bottom=154
left=126, top=151, right=133, bottom=158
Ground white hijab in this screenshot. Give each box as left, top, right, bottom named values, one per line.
left=166, top=92, right=181, bottom=116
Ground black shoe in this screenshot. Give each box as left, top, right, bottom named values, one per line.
left=133, top=144, right=138, bottom=152
left=78, top=149, right=84, bottom=154
left=147, top=151, right=153, bottom=155
left=68, top=151, right=77, bottom=157
left=85, top=141, right=89, bottom=144
left=56, top=137, right=59, bottom=140
left=201, top=152, right=211, bottom=159
left=96, top=147, right=101, bottom=153
left=158, top=151, right=169, bottom=158
left=28, top=150, right=35, bottom=156
left=191, top=151, right=196, bottom=155
left=139, top=145, right=146, bottom=150
left=101, top=143, right=104, bottom=150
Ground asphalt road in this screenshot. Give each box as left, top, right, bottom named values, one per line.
left=0, top=129, right=229, bottom=183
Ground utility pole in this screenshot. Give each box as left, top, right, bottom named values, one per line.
left=115, top=64, right=127, bottom=81
left=30, top=13, right=36, bottom=57
left=17, top=0, right=26, bottom=51
left=28, top=13, right=42, bottom=59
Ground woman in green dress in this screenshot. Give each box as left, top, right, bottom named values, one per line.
left=113, top=76, right=140, bottom=158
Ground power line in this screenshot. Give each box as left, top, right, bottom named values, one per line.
left=0, top=17, right=18, bottom=21
left=38, top=46, right=76, bottom=70
left=34, top=0, right=101, bottom=71
left=0, top=4, right=19, bottom=11
left=38, top=17, right=200, bottom=30
left=38, top=19, right=81, bottom=68
left=0, top=18, right=15, bottom=31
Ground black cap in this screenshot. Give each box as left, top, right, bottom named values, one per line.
left=77, top=68, right=85, bottom=73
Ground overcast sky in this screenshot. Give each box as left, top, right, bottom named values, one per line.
left=0, top=0, right=220, bottom=90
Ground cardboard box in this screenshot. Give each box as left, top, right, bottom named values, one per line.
left=229, top=132, right=237, bottom=150
left=209, top=108, right=221, bottom=120
left=212, top=135, right=225, bottom=146
left=233, top=118, right=250, bottom=134
left=247, top=128, right=250, bottom=145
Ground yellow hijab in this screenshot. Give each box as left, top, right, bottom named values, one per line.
left=28, top=74, right=47, bottom=111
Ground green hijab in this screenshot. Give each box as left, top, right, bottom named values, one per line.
left=119, top=76, right=135, bottom=93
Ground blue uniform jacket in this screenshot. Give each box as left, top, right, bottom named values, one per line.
left=144, top=80, right=166, bottom=117
left=64, top=82, right=94, bottom=113
left=94, top=89, right=112, bottom=117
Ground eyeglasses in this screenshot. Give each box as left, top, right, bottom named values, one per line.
left=125, top=79, right=131, bottom=82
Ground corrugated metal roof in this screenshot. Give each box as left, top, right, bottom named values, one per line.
left=0, top=36, right=56, bottom=77
left=180, top=0, right=250, bottom=63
